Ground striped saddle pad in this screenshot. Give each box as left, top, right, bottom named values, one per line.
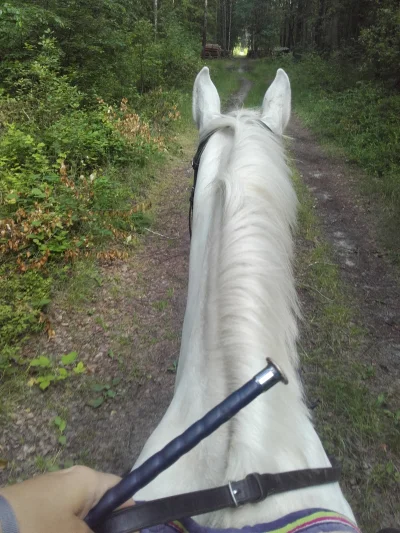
left=142, top=509, right=360, bottom=533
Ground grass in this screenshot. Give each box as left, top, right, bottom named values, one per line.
left=60, top=261, right=103, bottom=308
left=291, top=163, right=400, bottom=531
left=204, top=60, right=242, bottom=108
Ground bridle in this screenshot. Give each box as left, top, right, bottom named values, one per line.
left=189, top=121, right=273, bottom=239
left=189, top=129, right=219, bottom=239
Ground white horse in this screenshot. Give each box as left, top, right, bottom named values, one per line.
left=133, top=67, right=356, bottom=530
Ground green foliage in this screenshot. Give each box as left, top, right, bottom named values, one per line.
left=0, top=35, right=168, bottom=270
left=158, top=16, right=202, bottom=90
left=0, top=124, right=50, bottom=195
left=0, top=266, right=52, bottom=370
left=0, top=1, right=202, bottom=101
left=5, top=35, right=81, bottom=124
left=0, top=3, right=63, bottom=65
left=53, top=415, right=67, bottom=445
left=88, top=377, right=120, bottom=408
left=131, top=19, right=163, bottom=94
left=133, top=88, right=182, bottom=130
left=28, top=351, right=86, bottom=390
left=359, top=0, right=400, bottom=83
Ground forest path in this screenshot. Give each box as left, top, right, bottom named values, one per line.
left=288, top=115, right=400, bottom=390
left=1, top=66, right=399, bottom=530
left=287, top=109, right=400, bottom=529
left=0, top=75, right=252, bottom=485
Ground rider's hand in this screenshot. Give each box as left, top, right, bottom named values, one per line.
left=0, top=465, right=134, bottom=533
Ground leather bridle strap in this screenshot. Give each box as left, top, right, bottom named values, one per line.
left=188, top=121, right=273, bottom=239
left=189, top=129, right=219, bottom=239
left=94, top=461, right=341, bottom=533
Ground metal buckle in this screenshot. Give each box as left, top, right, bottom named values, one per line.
left=228, top=481, right=239, bottom=507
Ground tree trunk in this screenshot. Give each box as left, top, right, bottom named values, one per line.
left=222, top=0, right=227, bottom=50
left=154, top=0, right=158, bottom=40
left=215, top=0, right=219, bottom=43
left=227, top=0, right=232, bottom=51
left=315, top=0, right=325, bottom=50
left=330, top=13, right=339, bottom=50
left=294, top=0, right=304, bottom=48
left=202, top=0, right=208, bottom=48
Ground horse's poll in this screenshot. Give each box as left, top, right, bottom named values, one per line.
left=85, top=359, right=288, bottom=530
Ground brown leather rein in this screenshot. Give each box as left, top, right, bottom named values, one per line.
left=94, top=460, right=342, bottom=533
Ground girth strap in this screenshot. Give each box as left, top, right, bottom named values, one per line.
left=93, top=461, right=341, bottom=533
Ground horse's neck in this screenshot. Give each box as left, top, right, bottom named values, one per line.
left=133, top=131, right=232, bottom=496
left=133, top=126, right=355, bottom=526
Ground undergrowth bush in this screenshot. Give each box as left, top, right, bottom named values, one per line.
left=159, top=16, right=202, bottom=90
left=0, top=33, right=181, bottom=371
left=0, top=266, right=52, bottom=370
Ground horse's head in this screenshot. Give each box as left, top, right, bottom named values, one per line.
left=192, top=66, right=291, bottom=135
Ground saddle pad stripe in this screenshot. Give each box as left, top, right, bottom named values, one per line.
left=268, top=510, right=360, bottom=533
left=161, top=509, right=360, bottom=533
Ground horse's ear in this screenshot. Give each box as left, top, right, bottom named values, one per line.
left=261, top=68, right=291, bottom=135
left=193, top=67, right=221, bottom=131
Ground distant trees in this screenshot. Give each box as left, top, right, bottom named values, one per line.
left=0, top=0, right=398, bottom=86
left=0, top=0, right=202, bottom=99
left=231, top=0, right=399, bottom=84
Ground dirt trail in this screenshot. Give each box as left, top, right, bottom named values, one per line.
left=225, top=77, right=252, bottom=110
left=1, top=71, right=399, bottom=528
left=0, top=146, right=194, bottom=481
left=288, top=116, right=400, bottom=390
left=1, top=76, right=253, bottom=485
left=225, top=59, right=253, bottom=110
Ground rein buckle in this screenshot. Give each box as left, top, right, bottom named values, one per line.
left=228, top=473, right=264, bottom=507
left=228, top=481, right=240, bottom=507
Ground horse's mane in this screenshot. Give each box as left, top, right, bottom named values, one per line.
left=134, top=92, right=355, bottom=528
left=201, top=110, right=300, bottom=392
left=133, top=107, right=355, bottom=527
